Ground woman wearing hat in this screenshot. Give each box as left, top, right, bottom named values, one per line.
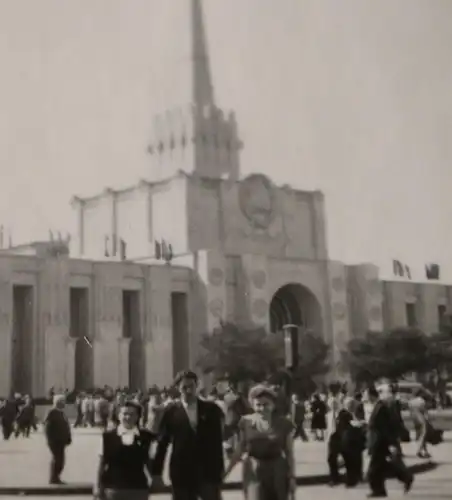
left=93, top=400, right=155, bottom=500
left=223, top=384, right=296, bottom=500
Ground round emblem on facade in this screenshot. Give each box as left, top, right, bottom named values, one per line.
left=252, top=270, right=267, bottom=290
left=239, top=174, right=275, bottom=230
left=209, top=299, right=224, bottom=318
left=252, top=299, right=268, bottom=318
left=332, top=277, right=344, bottom=292
left=333, top=302, right=346, bottom=319
left=208, top=267, right=224, bottom=286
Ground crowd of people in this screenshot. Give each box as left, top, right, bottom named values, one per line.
left=0, top=377, right=445, bottom=499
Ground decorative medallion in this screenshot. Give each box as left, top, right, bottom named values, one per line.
left=332, top=277, right=344, bottom=292
left=251, top=270, right=267, bottom=290
left=208, top=267, right=224, bottom=286
left=209, top=299, right=224, bottom=318
left=252, top=299, right=268, bottom=318
left=239, top=174, right=276, bottom=230
left=333, top=302, right=346, bottom=319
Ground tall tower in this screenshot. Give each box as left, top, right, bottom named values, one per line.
left=148, top=0, right=242, bottom=181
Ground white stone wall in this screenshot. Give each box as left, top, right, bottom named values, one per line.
left=116, top=188, right=150, bottom=260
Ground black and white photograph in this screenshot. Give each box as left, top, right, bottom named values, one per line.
left=0, top=1, right=451, bottom=499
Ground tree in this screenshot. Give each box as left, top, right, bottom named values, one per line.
left=197, top=323, right=285, bottom=384
left=342, top=331, right=388, bottom=384
left=342, top=328, right=431, bottom=383
left=423, top=331, right=452, bottom=388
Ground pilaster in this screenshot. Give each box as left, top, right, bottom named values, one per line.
left=92, top=264, right=124, bottom=387
left=0, top=262, right=12, bottom=396
left=40, top=259, right=71, bottom=394
left=239, top=254, right=270, bottom=329
left=145, top=266, right=173, bottom=387
left=44, top=331, right=76, bottom=392
left=118, top=338, right=131, bottom=388
left=327, top=261, right=351, bottom=376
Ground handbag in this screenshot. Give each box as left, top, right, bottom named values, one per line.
left=426, top=423, right=443, bottom=446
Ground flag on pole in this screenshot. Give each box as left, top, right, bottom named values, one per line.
left=155, top=240, right=162, bottom=259
left=104, top=235, right=110, bottom=257
left=119, top=239, right=127, bottom=260
left=392, top=260, right=404, bottom=277
left=426, top=263, right=440, bottom=280
left=405, top=265, right=412, bottom=280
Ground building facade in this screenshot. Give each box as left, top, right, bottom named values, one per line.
left=0, top=0, right=450, bottom=396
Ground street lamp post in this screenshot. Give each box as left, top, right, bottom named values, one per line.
left=282, top=324, right=299, bottom=398
left=282, top=324, right=298, bottom=369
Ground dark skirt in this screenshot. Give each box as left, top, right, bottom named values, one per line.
left=104, top=489, right=148, bottom=500
left=311, top=413, right=326, bottom=430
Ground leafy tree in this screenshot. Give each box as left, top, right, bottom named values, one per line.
left=381, top=328, right=430, bottom=378
left=341, top=331, right=386, bottom=384
left=196, top=323, right=285, bottom=384
left=423, top=331, right=452, bottom=385
left=197, top=324, right=331, bottom=390
left=293, top=331, right=330, bottom=378
left=342, top=328, right=431, bottom=383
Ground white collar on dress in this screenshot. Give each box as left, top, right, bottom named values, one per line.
left=117, top=425, right=140, bottom=436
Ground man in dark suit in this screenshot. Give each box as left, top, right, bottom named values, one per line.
left=44, top=394, right=72, bottom=485
left=365, top=387, right=413, bottom=498
left=152, top=370, right=224, bottom=500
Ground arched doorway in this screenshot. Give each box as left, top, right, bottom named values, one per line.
left=269, top=283, right=322, bottom=334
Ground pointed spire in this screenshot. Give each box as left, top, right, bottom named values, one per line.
left=191, top=0, right=215, bottom=108
left=148, top=0, right=241, bottom=182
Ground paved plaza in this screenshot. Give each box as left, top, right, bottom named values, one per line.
left=0, top=449, right=450, bottom=500
left=0, top=427, right=442, bottom=493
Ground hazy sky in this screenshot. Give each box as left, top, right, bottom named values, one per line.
left=1, top=0, right=452, bottom=281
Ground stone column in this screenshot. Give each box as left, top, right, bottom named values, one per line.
left=327, top=261, right=352, bottom=378
left=144, top=266, right=173, bottom=388
left=41, top=259, right=71, bottom=394
left=117, top=338, right=131, bottom=388
left=44, top=328, right=71, bottom=392
left=92, top=265, right=123, bottom=387
left=64, top=337, right=78, bottom=391
left=0, top=268, right=12, bottom=396
left=93, top=333, right=121, bottom=388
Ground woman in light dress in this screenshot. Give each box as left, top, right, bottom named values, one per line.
left=224, top=384, right=296, bottom=500
left=409, top=390, right=431, bottom=458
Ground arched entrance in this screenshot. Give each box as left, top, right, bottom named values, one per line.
left=269, top=283, right=322, bottom=334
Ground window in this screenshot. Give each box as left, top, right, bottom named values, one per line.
left=405, top=302, right=417, bottom=328
left=438, top=304, right=447, bottom=328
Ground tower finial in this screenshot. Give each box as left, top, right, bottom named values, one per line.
left=191, top=0, right=215, bottom=108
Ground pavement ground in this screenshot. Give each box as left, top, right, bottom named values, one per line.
left=0, top=426, right=438, bottom=490
left=0, top=453, right=450, bottom=500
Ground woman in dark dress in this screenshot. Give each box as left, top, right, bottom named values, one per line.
left=310, top=394, right=327, bottom=441
left=93, top=400, right=155, bottom=500
left=224, top=384, right=296, bottom=500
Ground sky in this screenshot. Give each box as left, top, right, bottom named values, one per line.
left=0, top=0, right=452, bottom=282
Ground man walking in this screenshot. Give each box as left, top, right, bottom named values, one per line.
left=365, top=387, right=413, bottom=498
left=44, top=394, right=72, bottom=485
left=152, top=370, right=224, bottom=500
